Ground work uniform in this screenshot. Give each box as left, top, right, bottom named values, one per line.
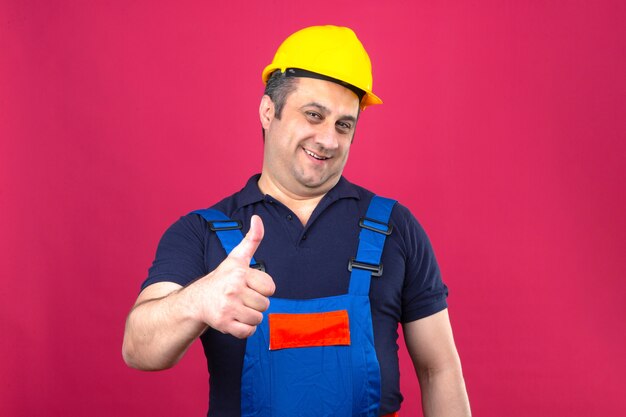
left=142, top=174, right=448, bottom=416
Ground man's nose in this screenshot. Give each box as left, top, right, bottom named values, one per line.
left=315, top=123, right=340, bottom=150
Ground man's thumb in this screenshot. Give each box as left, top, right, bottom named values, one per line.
left=228, top=215, right=264, bottom=264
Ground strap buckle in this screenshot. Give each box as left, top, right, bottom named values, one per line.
left=208, top=220, right=242, bottom=232
left=348, top=258, right=383, bottom=277
left=250, top=261, right=266, bottom=272
left=359, top=217, right=393, bottom=236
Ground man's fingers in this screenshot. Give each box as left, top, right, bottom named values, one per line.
left=225, top=320, right=258, bottom=339
left=240, top=286, right=271, bottom=312
left=228, top=215, right=264, bottom=265
left=203, top=215, right=274, bottom=339
left=246, top=270, right=276, bottom=298
left=227, top=305, right=265, bottom=339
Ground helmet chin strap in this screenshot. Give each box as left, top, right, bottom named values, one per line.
left=283, top=68, right=366, bottom=103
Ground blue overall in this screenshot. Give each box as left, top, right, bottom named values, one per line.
left=193, top=196, right=396, bottom=417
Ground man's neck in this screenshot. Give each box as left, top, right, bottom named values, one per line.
left=257, top=175, right=329, bottom=226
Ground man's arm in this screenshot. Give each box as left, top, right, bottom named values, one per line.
left=122, top=281, right=205, bottom=370
left=403, top=308, right=471, bottom=417
left=122, top=215, right=275, bottom=371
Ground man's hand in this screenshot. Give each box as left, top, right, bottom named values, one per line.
left=123, top=215, right=275, bottom=370
left=190, top=214, right=276, bottom=338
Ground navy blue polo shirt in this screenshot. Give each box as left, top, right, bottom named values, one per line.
left=143, top=174, right=448, bottom=416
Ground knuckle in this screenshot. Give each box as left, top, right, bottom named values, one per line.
left=222, top=277, right=245, bottom=297
left=210, top=304, right=235, bottom=331
left=222, top=283, right=238, bottom=297
left=214, top=318, right=228, bottom=333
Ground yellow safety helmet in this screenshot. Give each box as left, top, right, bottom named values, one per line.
left=262, top=25, right=383, bottom=110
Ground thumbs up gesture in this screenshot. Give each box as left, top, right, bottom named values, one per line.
left=192, top=215, right=276, bottom=338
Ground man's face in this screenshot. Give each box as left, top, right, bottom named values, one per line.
left=259, top=77, right=360, bottom=198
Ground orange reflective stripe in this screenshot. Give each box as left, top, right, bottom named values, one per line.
left=269, top=310, right=351, bottom=350
left=381, top=413, right=399, bottom=417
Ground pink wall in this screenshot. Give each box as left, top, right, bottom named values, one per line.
left=1, top=1, right=625, bottom=416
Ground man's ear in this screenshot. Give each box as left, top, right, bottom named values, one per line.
left=259, top=95, right=275, bottom=130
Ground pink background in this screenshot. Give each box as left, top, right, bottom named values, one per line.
left=1, top=1, right=625, bottom=416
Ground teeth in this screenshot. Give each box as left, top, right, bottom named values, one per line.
left=304, top=148, right=328, bottom=160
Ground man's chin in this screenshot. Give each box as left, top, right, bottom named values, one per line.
left=298, top=174, right=340, bottom=192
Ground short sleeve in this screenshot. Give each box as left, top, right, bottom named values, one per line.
left=395, top=204, right=449, bottom=323
left=141, top=214, right=209, bottom=291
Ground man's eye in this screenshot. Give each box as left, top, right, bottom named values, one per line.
left=306, top=111, right=322, bottom=120
left=336, top=121, right=352, bottom=131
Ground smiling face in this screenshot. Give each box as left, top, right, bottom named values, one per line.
left=258, top=77, right=360, bottom=200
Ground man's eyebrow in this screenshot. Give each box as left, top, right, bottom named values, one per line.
left=301, top=102, right=358, bottom=123
left=301, top=102, right=330, bottom=114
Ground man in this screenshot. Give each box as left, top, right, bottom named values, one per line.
left=123, top=25, right=471, bottom=417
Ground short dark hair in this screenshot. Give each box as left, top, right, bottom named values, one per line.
left=263, top=70, right=299, bottom=119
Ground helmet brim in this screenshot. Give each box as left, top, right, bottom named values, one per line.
left=262, top=66, right=383, bottom=110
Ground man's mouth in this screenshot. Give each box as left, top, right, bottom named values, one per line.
left=303, top=148, right=330, bottom=160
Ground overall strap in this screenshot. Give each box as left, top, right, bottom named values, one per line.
left=349, top=196, right=397, bottom=296
left=192, top=209, right=263, bottom=270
